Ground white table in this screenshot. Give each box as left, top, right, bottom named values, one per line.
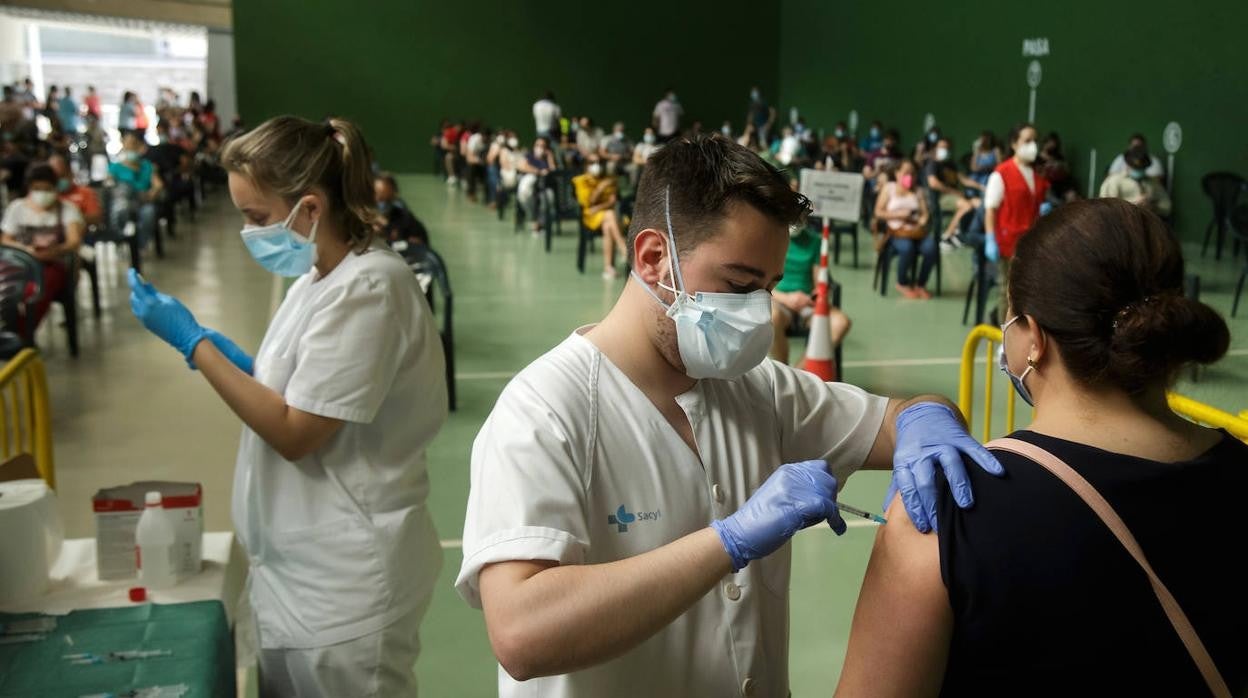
left=0, top=532, right=248, bottom=625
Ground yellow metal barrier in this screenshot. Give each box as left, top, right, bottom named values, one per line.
left=0, top=349, right=55, bottom=488
left=958, top=324, right=1248, bottom=442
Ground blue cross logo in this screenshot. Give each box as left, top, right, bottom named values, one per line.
left=607, top=505, right=637, bottom=532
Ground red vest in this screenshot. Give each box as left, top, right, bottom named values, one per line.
left=994, top=159, right=1049, bottom=259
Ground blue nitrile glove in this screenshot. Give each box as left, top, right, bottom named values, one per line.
left=884, top=402, right=1005, bottom=534
left=187, top=328, right=254, bottom=375
left=984, top=230, right=1000, bottom=262
left=128, top=268, right=207, bottom=360
left=711, top=460, right=846, bottom=572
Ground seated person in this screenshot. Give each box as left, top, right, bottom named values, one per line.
left=1107, top=132, right=1164, bottom=178
left=875, top=160, right=935, bottom=300
left=629, top=127, right=660, bottom=187
left=835, top=198, right=1245, bottom=696
left=497, top=133, right=523, bottom=207
left=575, top=117, right=604, bottom=160
left=1100, top=146, right=1171, bottom=218
left=374, top=172, right=429, bottom=247
left=922, top=137, right=983, bottom=244
left=774, top=126, right=804, bottom=167
left=107, top=133, right=163, bottom=248
left=769, top=221, right=851, bottom=364
left=517, top=137, right=557, bottom=235
left=572, top=155, right=625, bottom=279
left=598, top=122, right=632, bottom=176
left=0, top=163, right=84, bottom=328
left=1036, top=131, right=1079, bottom=205
left=969, top=130, right=1003, bottom=187
left=48, top=153, right=102, bottom=227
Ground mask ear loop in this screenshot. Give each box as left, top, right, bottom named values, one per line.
left=284, top=199, right=319, bottom=244
left=662, top=186, right=687, bottom=297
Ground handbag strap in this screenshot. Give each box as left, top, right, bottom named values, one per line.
left=987, top=437, right=1232, bottom=698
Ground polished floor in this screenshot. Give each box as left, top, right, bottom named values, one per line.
left=41, top=175, right=1248, bottom=695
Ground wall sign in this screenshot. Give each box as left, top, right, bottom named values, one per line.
left=1022, top=38, right=1050, bottom=57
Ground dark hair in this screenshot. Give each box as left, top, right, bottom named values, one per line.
left=1124, top=145, right=1152, bottom=171
left=376, top=171, right=399, bottom=192
left=1007, top=122, right=1036, bottom=148
left=626, top=134, right=810, bottom=264
left=25, top=162, right=56, bottom=189
left=1128, top=132, right=1147, bottom=145
left=1008, top=198, right=1229, bottom=394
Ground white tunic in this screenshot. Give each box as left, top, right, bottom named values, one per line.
left=234, top=244, right=447, bottom=649
left=456, top=329, right=887, bottom=697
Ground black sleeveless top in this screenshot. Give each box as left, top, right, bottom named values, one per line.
left=936, top=429, right=1248, bottom=696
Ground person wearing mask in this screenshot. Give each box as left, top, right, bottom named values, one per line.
left=968, top=130, right=1002, bottom=187
left=83, top=86, right=102, bottom=120
left=984, top=123, right=1048, bottom=314
left=462, top=122, right=488, bottom=203
left=774, top=126, right=803, bottom=167
left=652, top=87, right=683, bottom=143
left=629, top=127, right=660, bottom=188
left=459, top=135, right=1004, bottom=697
left=572, top=154, right=625, bottom=279
left=913, top=125, right=942, bottom=165
left=876, top=160, right=936, bottom=300
left=14, top=78, right=37, bottom=107
left=599, top=122, right=632, bottom=176
left=719, top=121, right=733, bottom=139
left=770, top=221, right=851, bottom=363
left=575, top=117, right=604, bottom=161
left=517, top=136, right=557, bottom=235
left=486, top=131, right=506, bottom=208
left=0, top=163, right=84, bottom=329
left=118, top=91, right=138, bottom=136
left=835, top=198, right=1245, bottom=697
left=128, top=116, right=447, bottom=697
left=374, top=172, right=429, bottom=247
left=863, top=129, right=902, bottom=181
left=923, top=137, right=983, bottom=244
left=57, top=87, right=79, bottom=134
left=49, top=153, right=101, bottom=227
left=859, top=120, right=884, bottom=153
left=745, top=86, right=777, bottom=146
left=497, top=132, right=523, bottom=210
left=1036, top=132, right=1079, bottom=204
left=440, top=121, right=462, bottom=186
left=108, top=132, right=163, bottom=249
left=1100, top=145, right=1171, bottom=218
left=1107, top=133, right=1165, bottom=179
left=533, top=90, right=561, bottom=140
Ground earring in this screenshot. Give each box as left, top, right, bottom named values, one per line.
left=1026, top=356, right=1037, bottom=368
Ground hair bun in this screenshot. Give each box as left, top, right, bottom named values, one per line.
left=1107, top=294, right=1230, bottom=390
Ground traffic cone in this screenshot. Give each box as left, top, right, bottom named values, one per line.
left=802, top=219, right=838, bottom=381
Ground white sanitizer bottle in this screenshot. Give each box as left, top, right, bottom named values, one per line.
left=136, top=491, right=178, bottom=589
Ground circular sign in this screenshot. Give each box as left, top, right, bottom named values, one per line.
left=848, top=110, right=859, bottom=133
left=923, top=113, right=936, bottom=133
left=1163, top=122, right=1182, bottom=154
left=1026, top=60, right=1043, bottom=89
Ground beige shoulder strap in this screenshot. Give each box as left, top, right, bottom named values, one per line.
left=987, top=437, right=1231, bottom=698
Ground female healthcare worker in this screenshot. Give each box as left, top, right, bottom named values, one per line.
left=128, top=115, right=447, bottom=697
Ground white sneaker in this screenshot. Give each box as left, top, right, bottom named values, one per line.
left=446, top=177, right=458, bottom=186
left=602, top=268, right=618, bottom=280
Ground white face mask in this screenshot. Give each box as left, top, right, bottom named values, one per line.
left=1016, top=140, right=1038, bottom=164
left=30, top=190, right=57, bottom=209
left=935, top=147, right=949, bottom=161
left=631, top=187, right=774, bottom=380
left=507, top=137, right=519, bottom=148
left=587, top=163, right=602, bottom=177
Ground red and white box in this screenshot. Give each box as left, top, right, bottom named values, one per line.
left=93, top=481, right=203, bottom=581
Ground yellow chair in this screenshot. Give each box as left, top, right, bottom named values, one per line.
left=957, top=325, right=1248, bottom=442
left=0, top=349, right=55, bottom=488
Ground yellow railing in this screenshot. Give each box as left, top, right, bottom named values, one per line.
left=0, top=349, right=55, bottom=488
left=958, top=324, right=1248, bottom=442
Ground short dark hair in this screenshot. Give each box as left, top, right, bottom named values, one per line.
left=1007, top=122, right=1036, bottom=147
left=376, top=171, right=399, bottom=192
left=1124, top=145, right=1152, bottom=171
left=627, top=135, right=810, bottom=264
left=1009, top=198, right=1229, bottom=394
left=25, top=162, right=56, bottom=189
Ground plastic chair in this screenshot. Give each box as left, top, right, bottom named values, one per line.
left=0, top=349, right=55, bottom=488
left=398, top=244, right=456, bottom=411
left=873, top=227, right=942, bottom=297
left=97, top=183, right=144, bottom=273
left=810, top=217, right=860, bottom=268
left=962, top=240, right=996, bottom=326
left=1200, top=172, right=1246, bottom=260
left=576, top=203, right=600, bottom=274
left=0, top=247, right=44, bottom=355
left=1230, top=204, right=1248, bottom=317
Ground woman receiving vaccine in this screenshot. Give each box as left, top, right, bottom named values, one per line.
left=129, top=116, right=447, bottom=697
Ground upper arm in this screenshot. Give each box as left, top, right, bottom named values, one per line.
left=873, top=185, right=890, bottom=216
left=479, top=559, right=558, bottom=638
left=836, top=495, right=952, bottom=698
left=282, top=406, right=345, bottom=460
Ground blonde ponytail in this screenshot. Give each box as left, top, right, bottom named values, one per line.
left=222, top=115, right=379, bottom=251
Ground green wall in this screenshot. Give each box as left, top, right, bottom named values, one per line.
left=233, top=1, right=781, bottom=173
left=778, top=0, right=1248, bottom=242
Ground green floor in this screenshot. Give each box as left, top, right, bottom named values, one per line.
left=42, top=174, right=1247, bottom=696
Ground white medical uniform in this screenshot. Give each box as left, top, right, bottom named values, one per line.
left=456, top=328, right=887, bottom=698
left=235, top=243, right=447, bottom=697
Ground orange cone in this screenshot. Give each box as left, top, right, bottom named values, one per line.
left=802, top=219, right=838, bottom=381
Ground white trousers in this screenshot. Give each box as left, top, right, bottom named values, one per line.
left=258, top=603, right=428, bottom=698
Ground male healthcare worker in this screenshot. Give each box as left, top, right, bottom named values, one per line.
left=457, top=135, right=1003, bottom=696
left=130, top=116, right=446, bottom=697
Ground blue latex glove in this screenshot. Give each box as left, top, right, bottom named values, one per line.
left=883, top=402, right=1005, bottom=533
left=984, top=230, right=1000, bottom=262
left=187, top=328, right=254, bottom=375
left=711, top=460, right=846, bottom=572
left=128, top=268, right=207, bottom=360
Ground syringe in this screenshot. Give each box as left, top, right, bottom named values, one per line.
left=836, top=502, right=887, bottom=525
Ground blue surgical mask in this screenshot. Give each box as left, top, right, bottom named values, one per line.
left=869, top=127, right=880, bottom=138
left=998, top=315, right=1035, bottom=406
left=240, top=200, right=318, bottom=277
left=1129, top=168, right=1146, bottom=180
left=631, top=187, right=774, bottom=380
